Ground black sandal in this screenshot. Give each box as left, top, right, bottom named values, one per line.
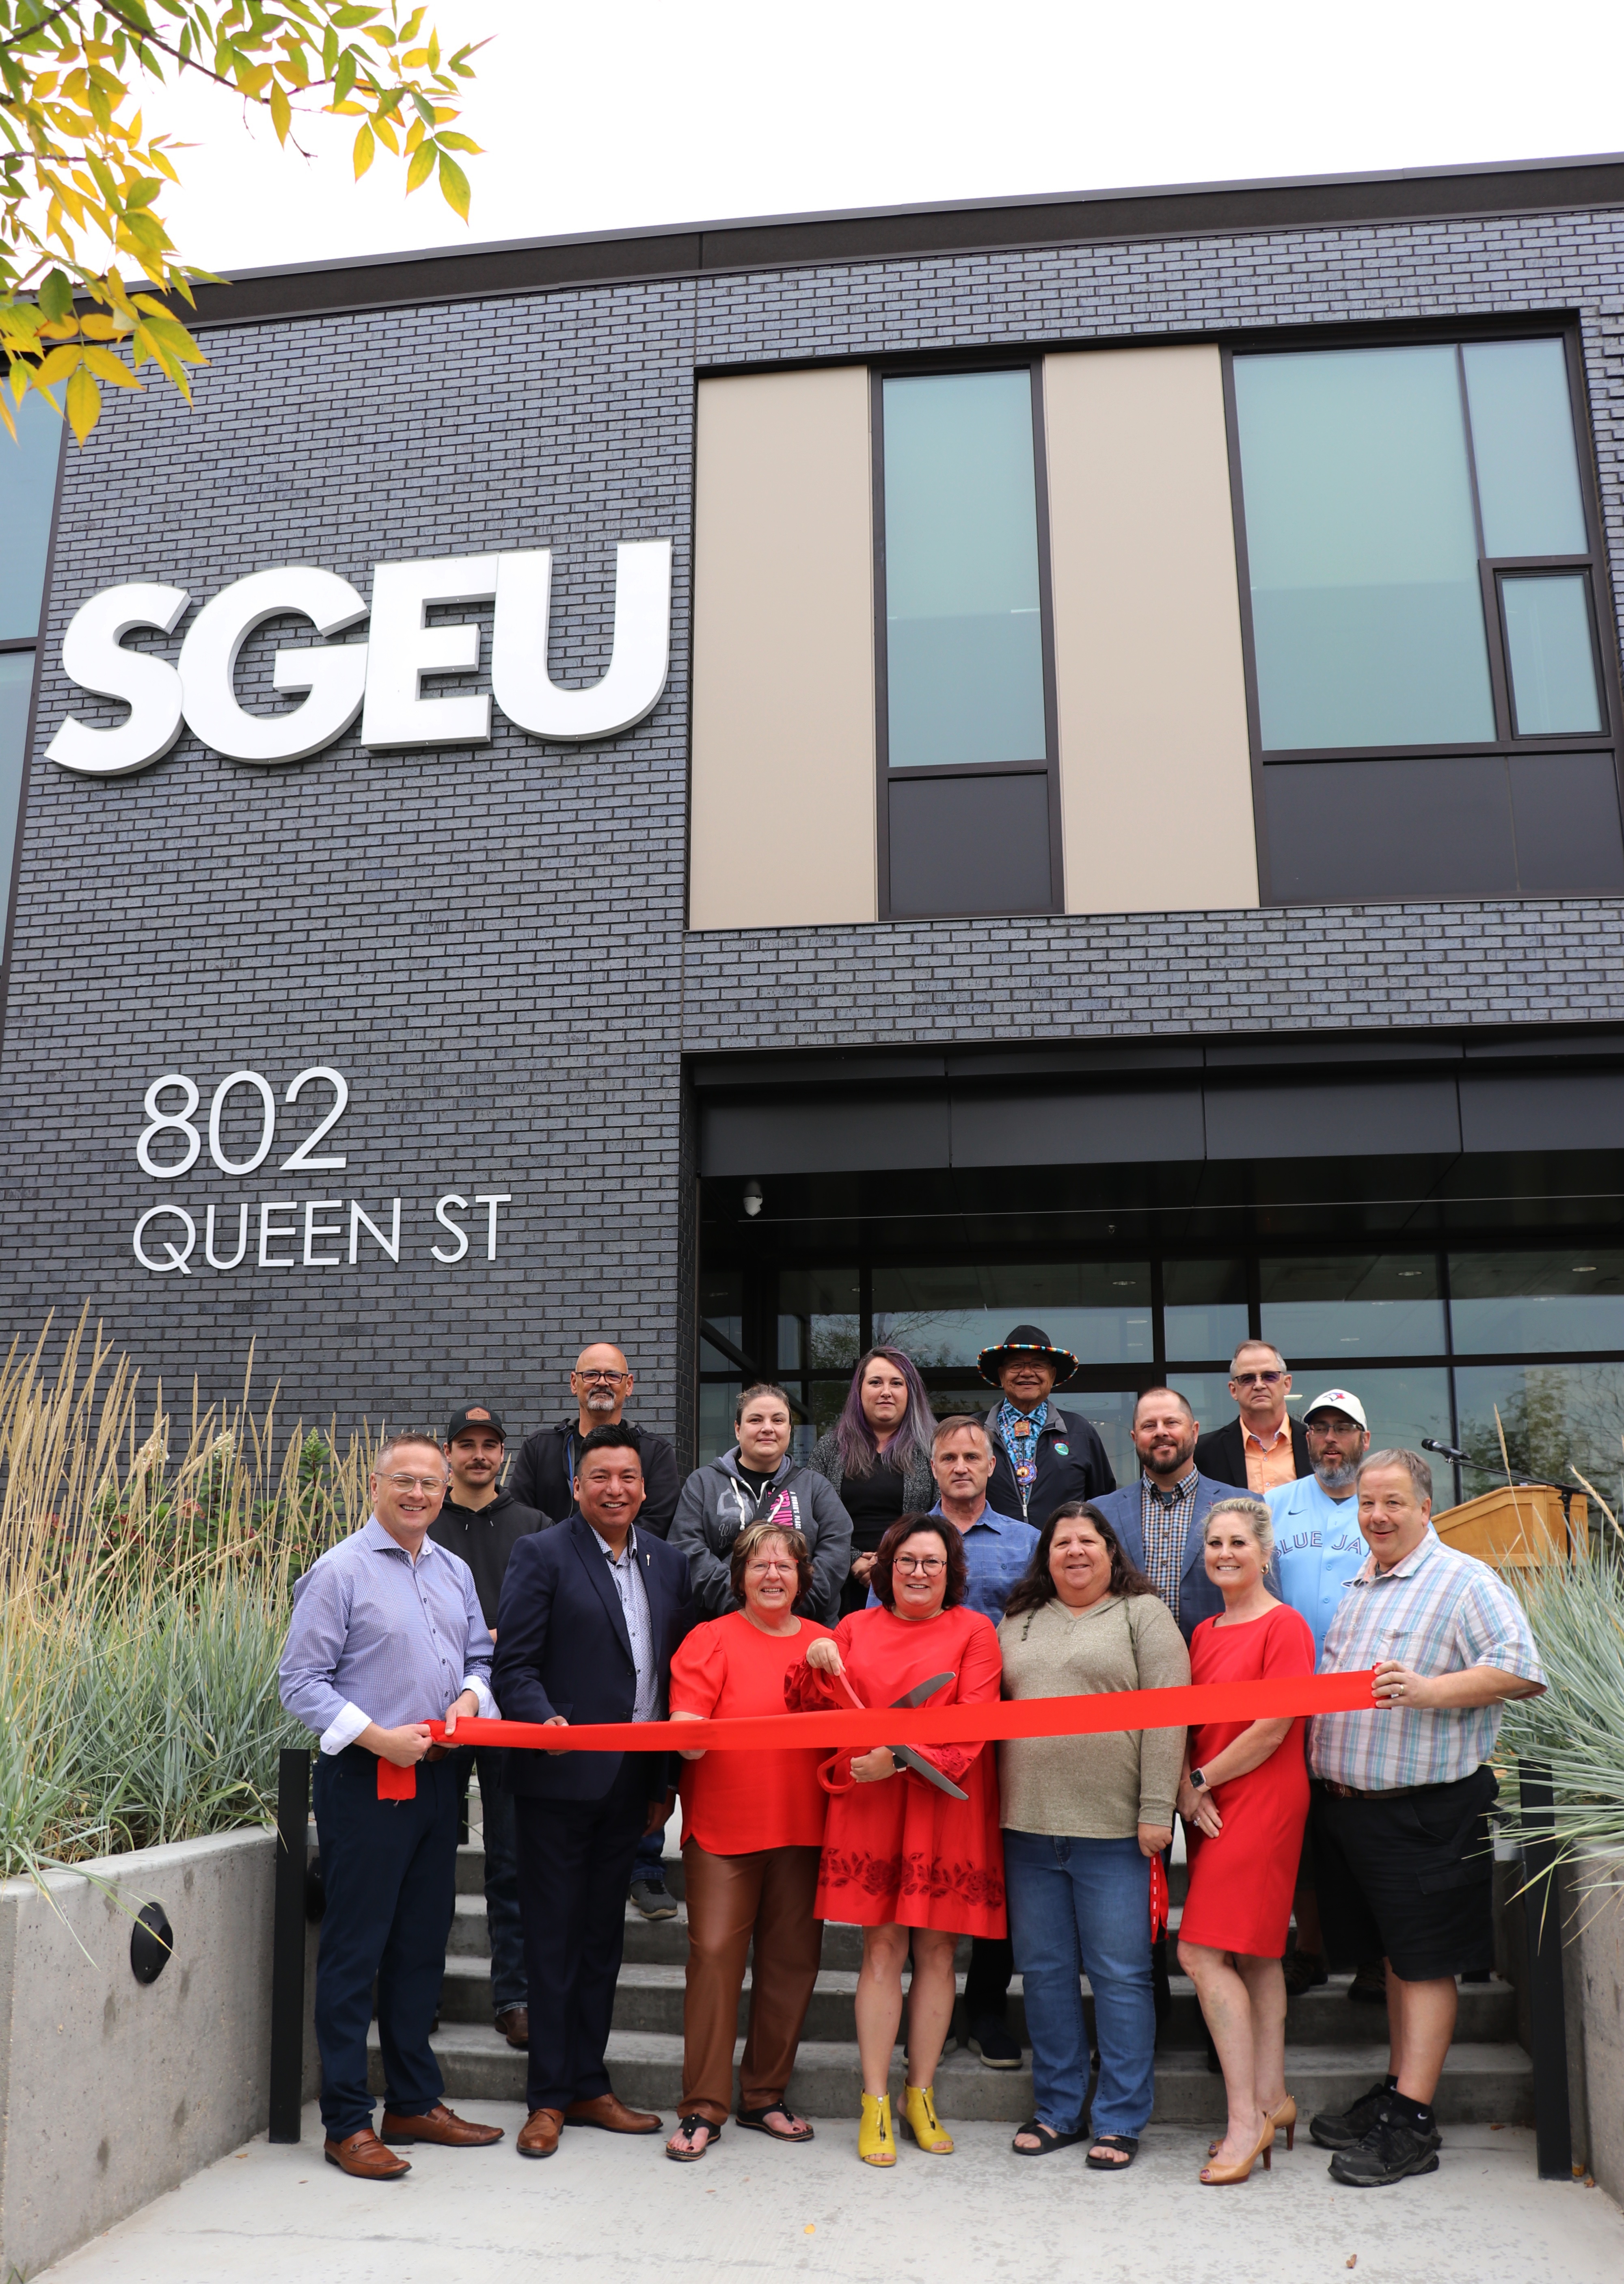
left=1086, top=2133, right=1139, bottom=2169
left=665, top=2115, right=720, bottom=2161
left=735, top=2105, right=814, bottom=2142
left=1011, top=2118, right=1085, bottom=2156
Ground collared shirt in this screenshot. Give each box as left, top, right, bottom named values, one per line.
left=279, top=1516, right=496, bottom=1756
left=1138, top=1467, right=1199, bottom=1620
left=591, top=1523, right=661, bottom=1722
left=995, top=1397, right=1048, bottom=1503
left=864, top=1499, right=1041, bottom=1623
left=1242, top=1416, right=1298, bottom=1495
left=1310, top=1528, right=1543, bottom=1791
left=1268, top=1474, right=1367, bottom=1661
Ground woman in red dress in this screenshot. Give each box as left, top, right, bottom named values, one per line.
left=1176, top=1495, right=1314, bottom=2187
left=786, top=1513, right=1003, bottom=2169
left=664, top=1521, right=834, bottom=2163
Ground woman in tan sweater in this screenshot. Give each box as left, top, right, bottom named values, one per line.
left=997, top=1500, right=1190, bottom=2169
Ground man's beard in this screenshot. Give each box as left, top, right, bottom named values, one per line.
left=1316, top=1459, right=1358, bottom=1494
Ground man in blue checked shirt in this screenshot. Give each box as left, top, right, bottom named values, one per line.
left=281, top=1431, right=504, bottom=2181
left=1307, top=1447, right=1544, bottom=2190
left=870, top=1414, right=1039, bottom=2070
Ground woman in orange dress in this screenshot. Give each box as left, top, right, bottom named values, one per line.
left=786, top=1513, right=1004, bottom=2169
left=664, top=1521, right=833, bottom=2163
left=1176, top=1494, right=1315, bottom=2187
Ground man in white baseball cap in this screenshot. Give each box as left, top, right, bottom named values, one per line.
left=1268, top=1389, right=1376, bottom=2000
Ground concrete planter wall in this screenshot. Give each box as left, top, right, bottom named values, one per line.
left=0, top=1826, right=317, bottom=2279
left=1569, top=1858, right=1624, bottom=2203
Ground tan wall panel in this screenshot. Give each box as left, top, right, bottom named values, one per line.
left=1045, top=346, right=1261, bottom=914
left=690, top=369, right=877, bottom=928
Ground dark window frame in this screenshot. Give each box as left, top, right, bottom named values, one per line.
left=0, top=411, right=69, bottom=1034
left=1221, top=320, right=1624, bottom=905
left=870, top=355, right=1065, bottom=922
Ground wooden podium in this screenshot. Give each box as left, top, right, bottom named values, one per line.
left=1433, top=1484, right=1587, bottom=1569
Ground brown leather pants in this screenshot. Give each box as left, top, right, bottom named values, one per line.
left=680, top=1839, right=823, bottom=2124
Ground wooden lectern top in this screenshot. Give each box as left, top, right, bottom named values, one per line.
left=1432, top=1483, right=1587, bottom=1570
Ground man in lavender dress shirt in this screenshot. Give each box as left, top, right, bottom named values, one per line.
left=280, top=1432, right=505, bottom=2180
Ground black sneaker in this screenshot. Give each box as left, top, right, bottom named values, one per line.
left=1328, top=2113, right=1442, bottom=2187
left=965, top=2018, right=1022, bottom=2068
left=1309, top=2082, right=1393, bottom=2150
left=1283, top=1947, right=1329, bottom=1998
left=1348, top=1961, right=1389, bottom=2005
left=629, top=1878, right=678, bottom=1921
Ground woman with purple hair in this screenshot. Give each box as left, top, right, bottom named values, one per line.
left=809, top=1348, right=939, bottom=1617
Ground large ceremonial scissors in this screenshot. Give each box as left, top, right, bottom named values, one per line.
left=821, top=1669, right=967, bottom=1800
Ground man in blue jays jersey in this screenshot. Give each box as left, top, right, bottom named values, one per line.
left=1268, top=1389, right=1376, bottom=1999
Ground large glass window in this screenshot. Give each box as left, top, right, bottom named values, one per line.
left=1231, top=331, right=1623, bottom=904
left=1449, top=1250, right=1624, bottom=1354
left=1259, top=1256, right=1447, bottom=1359
left=875, top=364, right=1058, bottom=919
left=1162, top=1259, right=1250, bottom=1362
left=1, top=391, right=63, bottom=959
left=1454, top=1361, right=1624, bottom=1516
left=873, top=1262, right=1153, bottom=1369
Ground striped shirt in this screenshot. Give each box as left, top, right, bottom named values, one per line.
left=1139, top=1468, right=1200, bottom=1622
left=1310, top=1528, right=1542, bottom=1791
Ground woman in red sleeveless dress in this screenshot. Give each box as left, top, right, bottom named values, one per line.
left=786, top=1513, right=1003, bottom=2169
left=1176, top=1495, right=1314, bottom=2187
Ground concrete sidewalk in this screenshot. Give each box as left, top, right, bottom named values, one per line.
left=44, top=2102, right=1624, bottom=2284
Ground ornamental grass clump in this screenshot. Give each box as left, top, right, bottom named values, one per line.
left=0, top=1311, right=375, bottom=1881
left=1499, top=1527, right=1624, bottom=1889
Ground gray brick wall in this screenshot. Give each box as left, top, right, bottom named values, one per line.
left=6, top=201, right=1624, bottom=1440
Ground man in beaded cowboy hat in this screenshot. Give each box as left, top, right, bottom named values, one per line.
left=979, top=1323, right=1116, bottom=1530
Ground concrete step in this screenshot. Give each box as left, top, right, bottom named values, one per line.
left=437, top=1947, right=1517, bottom=2051
left=373, top=2019, right=1533, bottom=2126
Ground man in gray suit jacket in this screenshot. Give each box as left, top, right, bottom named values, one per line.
left=1089, top=1388, right=1251, bottom=1643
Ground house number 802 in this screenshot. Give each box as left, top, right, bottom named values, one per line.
left=137, top=1067, right=350, bottom=1178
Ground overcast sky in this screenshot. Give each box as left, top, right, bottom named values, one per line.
left=139, top=0, right=1624, bottom=273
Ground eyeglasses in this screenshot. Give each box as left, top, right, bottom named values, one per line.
left=894, top=1555, right=946, bottom=1576
left=748, top=1559, right=797, bottom=1576
left=382, top=1473, right=446, bottom=1492
left=1233, top=1370, right=1283, bottom=1386
left=576, top=1369, right=629, bottom=1385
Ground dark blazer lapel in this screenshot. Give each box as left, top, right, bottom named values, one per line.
left=1182, top=1477, right=1217, bottom=1593
left=569, top=1516, right=635, bottom=1669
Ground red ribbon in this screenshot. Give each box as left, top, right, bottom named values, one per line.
left=374, top=1670, right=1378, bottom=1799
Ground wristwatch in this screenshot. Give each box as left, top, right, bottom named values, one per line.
left=1189, top=1767, right=1208, bottom=1793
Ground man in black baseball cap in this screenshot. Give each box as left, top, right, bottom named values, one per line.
left=429, top=1404, right=550, bottom=2051
left=978, top=1323, right=1116, bottom=1528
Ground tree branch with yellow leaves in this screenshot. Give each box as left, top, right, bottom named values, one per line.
left=0, top=1, right=485, bottom=442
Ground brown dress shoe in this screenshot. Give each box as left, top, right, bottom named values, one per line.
left=324, top=2128, right=410, bottom=2180
left=380, top=2102, right=503, bottom=2148
left=495, top=2006, right=530, bottom=2050
left=565, top=2092, right=662, bottom=2135
left=517, top=2108, right=565, bottom=2159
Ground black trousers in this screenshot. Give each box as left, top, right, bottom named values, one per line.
left=312, top=1745, right=460, bottom=2139
left=516, top=1760, right=650, bottom=2113
left=964, top=1933, right=1015, bottom=2024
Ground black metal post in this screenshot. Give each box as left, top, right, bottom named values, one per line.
left=269, top=1747, right=313, bottom=2144
left=1519, top=1759, right=1572, bottom=2181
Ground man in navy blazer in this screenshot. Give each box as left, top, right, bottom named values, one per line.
left=492, top=1423, right=693, bottom=2158
left=1089, top=1388, right=1252, bottom=1642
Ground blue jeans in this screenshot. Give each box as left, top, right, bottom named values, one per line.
left=462, top=1747, right=526, bottom=2015
left=631, top=1828, right=667, bottom=1886
left=1004, top=1830, right=1156, bottom=2139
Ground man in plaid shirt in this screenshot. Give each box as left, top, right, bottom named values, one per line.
left=1307, top=1448, right=1544, bottom=2188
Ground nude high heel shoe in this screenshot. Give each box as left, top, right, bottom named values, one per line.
left=1200, top=2108, right=1278, bottom=2185
left=1209, top=2092, right=1296, bottom=2160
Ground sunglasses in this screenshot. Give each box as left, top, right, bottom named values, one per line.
left=1233, top=1370, right=1284, bottom=1386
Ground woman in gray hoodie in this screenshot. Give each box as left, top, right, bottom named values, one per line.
left=672, top=1383, right=853, bottom=1625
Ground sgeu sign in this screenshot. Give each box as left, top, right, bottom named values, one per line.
left=47, top=543, right=672, bottom=777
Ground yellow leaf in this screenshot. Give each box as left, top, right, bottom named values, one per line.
left=35, top=344, right=85, bottom=385
left=437, top=150, right=470, bottom=221
left=373, top=116, right=399, bottom=155
left=270, top=81, right=292, bottom=145
left=353, top=120, right=375, bottom=179
left=406, top=141, right=435, bottom=194
left=65, top=364, right=100, bottom=443
left=81, top=346, right=142, bottom=390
